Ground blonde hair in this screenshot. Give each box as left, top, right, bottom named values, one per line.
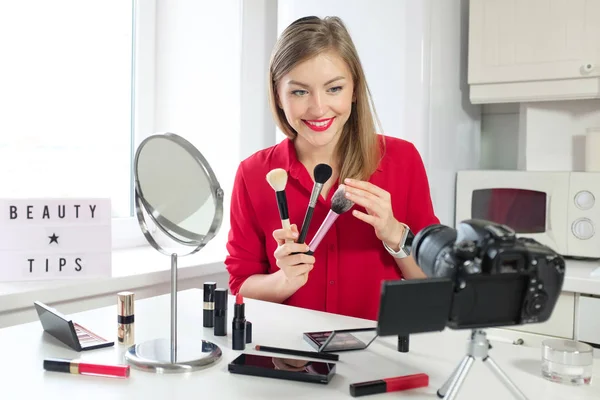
left=268, top=16, right=383, bottom=181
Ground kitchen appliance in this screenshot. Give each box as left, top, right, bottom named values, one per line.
left=455, top=170, right=600, bottom=259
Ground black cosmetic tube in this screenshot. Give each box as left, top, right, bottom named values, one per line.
left=398, top=334, right=410, bottom=352
left=203, top=282, right=216, bottom=328
left=214, top=288, right=228, bottom=336
left=232, top=302, right=246, bottom=350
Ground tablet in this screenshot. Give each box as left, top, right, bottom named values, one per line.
left=228, top=353, right=336, bottom=384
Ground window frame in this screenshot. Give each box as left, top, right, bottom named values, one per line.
left=112, top=0, right=157, bottom=250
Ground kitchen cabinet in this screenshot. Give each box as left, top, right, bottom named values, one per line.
left=468, top=0, right=600, bottom=104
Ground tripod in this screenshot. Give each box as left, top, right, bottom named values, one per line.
left=437, top=330, right=529, bottom=400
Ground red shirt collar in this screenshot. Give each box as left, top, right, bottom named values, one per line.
left=272, top=136, right=384, bottom=179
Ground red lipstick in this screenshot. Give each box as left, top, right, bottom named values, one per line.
left=303, top=117, right=334, bottom=132
left=43, top=358, right=130, bottom=379
left=232, top=293, right=246, bottom=350
left=349, top=373, right=429, bottom=397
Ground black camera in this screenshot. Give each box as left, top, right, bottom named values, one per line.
left=377, top=219, right=566, bottom=335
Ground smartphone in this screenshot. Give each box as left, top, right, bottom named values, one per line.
left=228, top=353, right=336, bottom=384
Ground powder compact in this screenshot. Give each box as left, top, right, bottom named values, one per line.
left=34, top=301, right=114, bottom=351
left=303, top=327, right=377, bottom=352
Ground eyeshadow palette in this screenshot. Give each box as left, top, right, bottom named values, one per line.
left=34, top=301, right=114, bottom=351
left=303, top=328, right=378, bottom=352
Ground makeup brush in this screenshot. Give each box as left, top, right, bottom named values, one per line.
left=266, top=168, right=293, bottom=243
left=306, top=184, right=354, bottom=254
left=297, top=163, right=333, bottom=244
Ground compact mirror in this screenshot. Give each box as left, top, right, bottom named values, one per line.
left=125, top=132, right=224, bottom=373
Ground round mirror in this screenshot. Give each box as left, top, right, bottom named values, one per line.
left=133, top=132, right=223, bottom=253
left=126, top=132, right=224, bottom=373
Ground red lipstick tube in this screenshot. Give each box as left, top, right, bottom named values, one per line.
left=349, top=373, right=428, bottom=397
left=232, top=293, right=246, bottom=350
left=43, top=358, right=130, bottom=379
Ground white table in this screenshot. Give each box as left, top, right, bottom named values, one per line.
left=1, top=289, right=598, bottom=399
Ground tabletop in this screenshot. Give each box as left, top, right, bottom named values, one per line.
left=0, top=288, right=598, bottom=399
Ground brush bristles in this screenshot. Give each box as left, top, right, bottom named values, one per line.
left=314, top=163, right=332, bottom=185
left=266, top=168, right=288, bottom=191
left=331, top=184, right=354, bottom=214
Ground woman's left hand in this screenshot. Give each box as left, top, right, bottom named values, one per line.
left=343, top=178, right=404, bottom=250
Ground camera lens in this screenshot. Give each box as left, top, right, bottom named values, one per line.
left=413, top=224, right=457, bottom=277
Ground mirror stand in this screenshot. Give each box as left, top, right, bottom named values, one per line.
left=124, top=133, right=224, bottom=374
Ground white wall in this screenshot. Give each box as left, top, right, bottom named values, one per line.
left=481, top=100, right=600, bottom=172
left=240, top=0, right=278, bottom=160
left=480, top=104, right=520, bottom=170
left=154, top=0, right=242, bottom=254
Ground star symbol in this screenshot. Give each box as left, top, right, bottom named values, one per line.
left=49, top=233, right=59, bottom=245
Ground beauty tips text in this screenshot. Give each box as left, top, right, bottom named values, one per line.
left=0, top=199, right=112, bottom=282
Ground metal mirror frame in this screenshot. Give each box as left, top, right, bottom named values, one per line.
left=133, top=132, right=224, bottom=250
left=126, top=132, right=224, bottom=373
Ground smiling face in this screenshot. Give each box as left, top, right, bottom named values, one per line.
left=276, top=51, right=355, bottom=153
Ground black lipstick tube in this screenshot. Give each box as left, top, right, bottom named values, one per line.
left=397, top=334, right=410, bottom=352
left=232, top=302, right=246, bottom=350
left=203, top=282, right=216, bottom=328
left=214, top=288, right=228, bottom=336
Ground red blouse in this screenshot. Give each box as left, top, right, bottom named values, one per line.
left=224, top=135, right=439, bottom=321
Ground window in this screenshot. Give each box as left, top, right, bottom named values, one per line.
left=0, top=0, right=153, bottom=249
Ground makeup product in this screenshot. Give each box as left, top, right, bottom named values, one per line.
left=397, top=334, right=409, bottom=352
left=34, top=301, right=114, bottom=351
left=297, top=163, right=333, bottom=244
left=266, top=168, right=293, bottom=243
left=303, top=328, right=377, bottom=352
left=255, top=345, right=339, bottom=361
left=117, top=291, right=135, bottom=346
left=245, top=321, right=253, bottom=343
left=228, top=353, right=336, bottom=384
left=203, top=281, right=217, bottom=328
left=542, top=339, right=593, bottom=385
left=43, top=358, right=130, bottom=379
left=214, top=288, right=228, bottom=336
left=232, top=293, right=246, bottom=350
left=307, top=184, right=354, bottom=254
left=349, top=373, right=429, bottom=397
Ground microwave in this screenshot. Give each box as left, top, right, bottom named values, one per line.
left=455, top=170, right=600, bottom=259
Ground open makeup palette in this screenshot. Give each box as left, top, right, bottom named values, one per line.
left=34, top=301, right=114, bottom=351
left=303, top=327, right=377, bottom=352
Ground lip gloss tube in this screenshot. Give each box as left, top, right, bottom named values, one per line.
left=203, top=282, right=216, bottom=328
left=214, top=288, right=228, bottom=336
left=232, top=293, right=246, bottom=350
left=43, top=358, right=130, bottom=379
left=117, top=291, right=135, bottom=345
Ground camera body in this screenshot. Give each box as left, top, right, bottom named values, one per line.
left=412, top=219, right=566, bottom=330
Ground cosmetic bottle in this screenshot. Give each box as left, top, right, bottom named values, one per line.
left=232, top=293, right=246, bottom=350
left=203, top=282, right=216, bottom=328
left=117, top=291, right=135, bottom=345
left=397, top=334, right=409, bottom=353
left=214, top=288, right=228, bottom=336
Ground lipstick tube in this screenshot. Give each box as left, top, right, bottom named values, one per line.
left=214, top=288, right=228, bottom=336
left=349, top=373, right=429, bottom=397
left=117, top=291, right=135, bottom=345
left=43, top=358, right=130, bottom=379
left=232, top=293, right=246, bottom=350
left=203, top=282, right=216, bottom=328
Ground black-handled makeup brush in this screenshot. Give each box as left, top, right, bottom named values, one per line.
left=266, top=168, right=293, bottom=244
left=297, top=163, right=333, bottom=244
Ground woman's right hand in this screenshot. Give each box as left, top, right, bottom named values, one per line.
left=273, top=224, right=315, bottom=286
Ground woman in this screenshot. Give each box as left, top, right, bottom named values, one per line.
left=225, top=16, right=439, bottom=321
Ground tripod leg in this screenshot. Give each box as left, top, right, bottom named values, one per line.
left=484, top=356, right=529, bottom=400
left=437, top=356, right=470, bottom=398
left=444, top=356, right=475, bottom=400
